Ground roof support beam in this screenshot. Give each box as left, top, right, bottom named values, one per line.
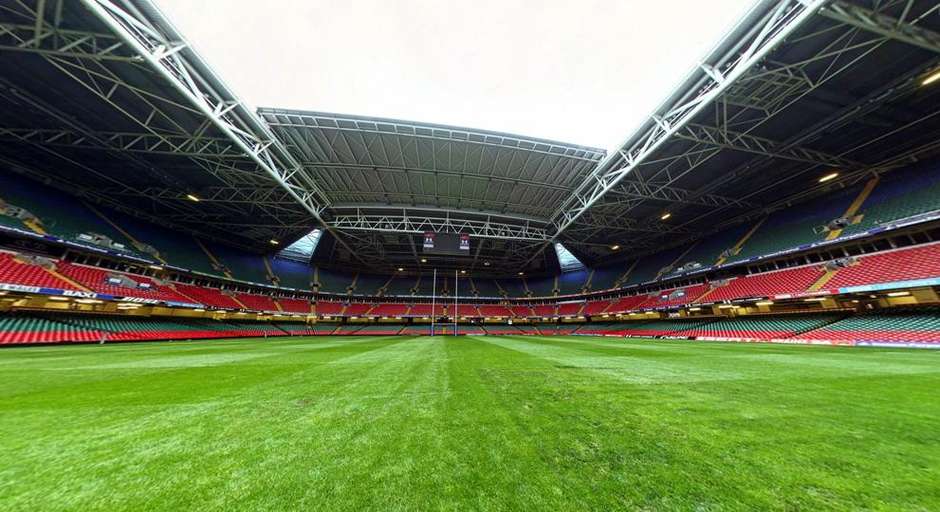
left=329, top=211, right=551, bottom=241
left=546, top=0, right=828, bottom=241
left=673, top=122, right=859, bottom=167
left=0, top=21, right=140, bottom=62
left=819, top=0, right=940, bottom=55
left=611, top=180, right=756, bottom=208
left=78, top=0, right=331, bottom=220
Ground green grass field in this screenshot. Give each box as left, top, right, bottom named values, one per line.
left=1, top=335, right=939, bottom=511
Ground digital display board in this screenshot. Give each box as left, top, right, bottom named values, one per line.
left=422, top=232, right=470, bottom=256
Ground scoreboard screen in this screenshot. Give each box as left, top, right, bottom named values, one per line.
left=422, top=232, right=470, bottom=256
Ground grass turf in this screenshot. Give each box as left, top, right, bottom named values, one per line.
left=1, top=335, right=939, bottom=510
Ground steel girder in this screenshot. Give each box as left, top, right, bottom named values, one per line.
left=549, top=0, right=940, bottom=251
left=0, top=19, right=141, bottom=62
left=329, top=211, right=551, bottom=242
left=0, top=127, right=243, bottom=159
left=819, top=0, right=940, bottom=55
left=74, top=0, right=331, bottom=219
left=672, top=122, right=860, bottom=168
left=547, top=0, right=830, bottom=240
left=611, top=180, right=756, bottom=209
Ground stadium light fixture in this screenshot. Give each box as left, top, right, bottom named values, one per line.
left=185, top=193, right=200, bottom=202
left=148, top=265, right=163, bottom=271
left=818, top=172, right=839, bottom=183
left=517, top=271, right=524, bottom=276
left=420, top=258, right=427, bottom=263
left=886, top=291, right=910, bottom=297
left=484, top=261, right=490, bottom=266
left=922, top=68, right=940, bottom=86
left=660, top=212, right=671, bottom=220
left=755, top=300, right=774, bottom=306
left=687, top=307, right=701, bottom=312
left=610, top=244, right=620, bottom=251
left=397, top=267, right=404, bottom=272
left=269, top=239, right=279, bottom=245
left=460, top=270, right=466, bottom=275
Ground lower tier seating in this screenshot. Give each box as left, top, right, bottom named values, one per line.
left=794, top=310, right=940, bottom=344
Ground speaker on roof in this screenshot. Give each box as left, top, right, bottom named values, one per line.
left=826, top=217, right=851, bottom=231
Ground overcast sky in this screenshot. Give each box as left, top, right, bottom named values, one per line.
left=155, top=0, right=756, bottom=150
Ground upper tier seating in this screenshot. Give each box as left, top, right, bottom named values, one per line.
left=210, top=244, right=270, bottom=284
left=473, top=279, right=502, bottom=297
left=355, top=274, right=388, bottom=295
left=114, top=213, right=218, bottom=273
left=590, top=265, right=622, bottom=291
left=622, top=246, right=688, bottom=286
left=270, top=257, right=312, bottom=289
left=317, top=268, right=352, bottom=294
left=413, top=276, right=436, bottom=296
left=0, top=252, right=76, bottom=290
left=842, top=164, right=940, bottom=236
left=824, top=243, right=940, bottom=290
left=704, top=266, right=823, bottom=302
left=526, top=276, right=555, bottom=297
left=668, top=223, right=751, bottom=273
left=384, top=275, right=415, bottom=296
left=0, top=174, right=140, bottom=256
left=496, top=278, right=526, bottom=297
left=728, top=186, right=859, bottom=262
left=557, top=270, right=589, bottom=295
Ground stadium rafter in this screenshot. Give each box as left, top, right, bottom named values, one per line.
left=536, top=0, right=940, bottom=264
left=2, top=0, right=940, bottom=274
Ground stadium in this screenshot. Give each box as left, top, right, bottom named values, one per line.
left=2, top=0, right=940, bottom=509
